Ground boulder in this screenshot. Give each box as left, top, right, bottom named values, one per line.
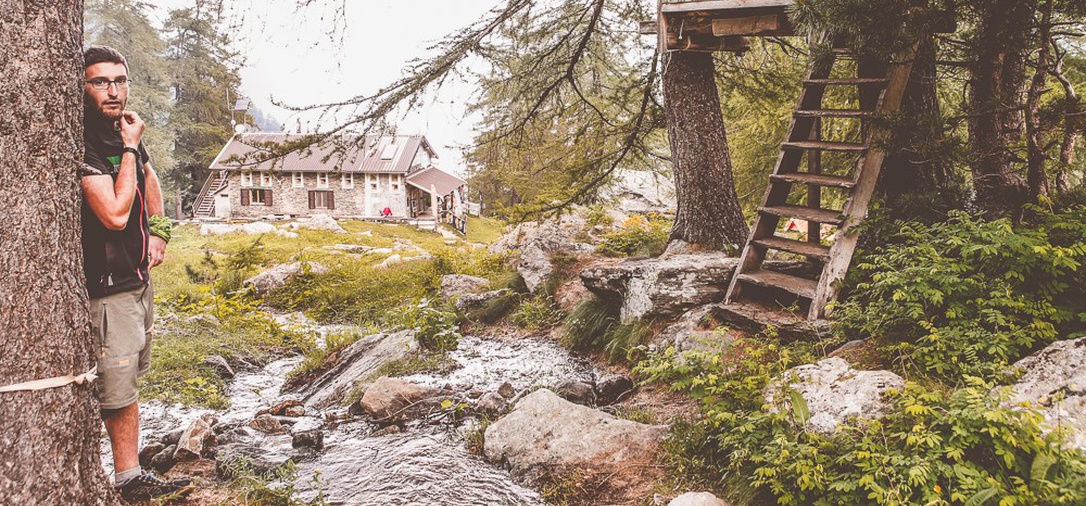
left=374, top=254, right=403, bottom=269
left=244, top=262, right=328, bottom=297
left=580, top=253, right=739, bottom=322
left=656, top=305, right=731, bottom=353
left=360, top=377, right=443, bottom=422
left=997, top=337, right=1086, bottom=450
left=291, top=429, right=324, bottom=450
left=669, top=492, right=729, bottom=506
left=556, top=380, right=596, bottom=406
left=204, top=354, right=235, bottom=379
left=290, top=214, right=347, bottom=234
left=454, top=289, right=511, bottom=313
left=138, top=442, right=165, bottom=469
left=489, top=215, right=595, bottom=294
left=297, top=330, right=418, bottom=409
left=173, top=414, right=218, bottom=461
left=483, top=389, right=667, bottom=480
left=249, top=414, right=286, bottom=435
left=149, top=445, right=177, bottom=474
left=518, top=244, right=553, bottom=294
left=764, top=358, right=904, bottom=435
left=439, top=274, right=491, bottom=299
left=475, top=392, right=509, bottom=417
left=160, top=428, right=184, bottom=447
left=595, top=374, right=635, bottom=406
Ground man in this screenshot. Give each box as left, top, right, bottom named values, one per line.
left=81, top=45, right=191, bottom=502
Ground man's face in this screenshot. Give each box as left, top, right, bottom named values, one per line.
left=84, top=62, right=128, bottom=121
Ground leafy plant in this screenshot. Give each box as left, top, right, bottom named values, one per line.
left=597, top=213, right=671, bottom=258
left=389, top=298, right=463, bottom=352
left=511, top=293, right=563, bottom=330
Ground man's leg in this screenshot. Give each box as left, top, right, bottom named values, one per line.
left=103, top=402, right=140, bottom=475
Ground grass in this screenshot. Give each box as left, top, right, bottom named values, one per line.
left=465, top=215, right=507, bottom=244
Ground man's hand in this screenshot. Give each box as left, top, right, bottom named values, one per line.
left=119, top=110, right=145, bottom=148
left=148, top=235, right=166, bottom=268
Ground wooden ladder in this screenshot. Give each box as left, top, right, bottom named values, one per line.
left=724, top=42, right=918, bottom=320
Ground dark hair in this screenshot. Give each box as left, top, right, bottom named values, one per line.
left=84, top=45, right=128, bottom=71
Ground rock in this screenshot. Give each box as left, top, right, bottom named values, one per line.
left=290, top=214, right=347, bottom=233
left=374, top=254, right=402, bottom=269
left=138, top=442, right=165, bottom=469
left=173, top=414, right=218, bottom=461
left=997, top=337, right=1086, bottom=450
left=200, top=222, right=277, bottom=236
left=580, top=253, right=739, bottom=322
left=764, top=358, right=904, bottom=435
left=656, top=305, right=732, bottom=352
left=360, top=377, right=442, bottom=422
left=497, top=382, right=516, bottom=399
left=556, top=380, right=596, bottom=406
left=284, top=406, right=306, bottom=417
left=489, top=216, right=595, bottom=293
left=439, top=274, right=491, bottom=299
left=204, top=354, right=235, bottom=379
left=184, top=314, right=220, bottom=327
left=243, top=262, right=328, bottom=297
left=554, top=279, right=591, bottom=312
left=256, top=399, right=304, bottom=417
left=249, top=414, right=286, bottom=435
left=371, top=425, right=402, bottom=437
left=297, top=330, right=418, bottom=409
left=149, top=445, right=177, bottom=474
left=668, top=492, right=729, bottom=506
left=518, top=243, right=553, bottom=294
left=161, top=428, right=184, bottom=447
left=484, top=389, right=667, bottom=480
left=291, top=429, right=324, bottom=450
left=275, top=230, right=299, bottom=238
left=596, top=374, right=635, bottom=406
left=326, top=243, right=374, bottom=253
left=454, top=289, right=511, bottom=313
left=475, top=392, right=508, bottom=417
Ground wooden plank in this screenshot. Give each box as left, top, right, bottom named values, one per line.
left=794, top=109, right=874, bottom=118
left=782, top=141, right=867, bottom=152
left=770, top=172, right=855, bottom=189
left=753, top=236, right=831, bottom=260
left=639, top=20, right=657, bottom=35
left=737, top=269, right=818, bottom=299
left=759, top=204, right=844, bottom=225
left=667, top=33, right=750, bottom=52
left=804, top=78, right=889, bottom=86
left=661, top=0, right=792, bottom=14
left=711, top=14, right=780, bottom=36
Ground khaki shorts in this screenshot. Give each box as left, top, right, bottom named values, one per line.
left=90, top=283, right=153, bottom=410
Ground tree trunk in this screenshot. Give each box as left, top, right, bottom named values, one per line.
left=662, top=51, right=749, bottom=250
left=967, top=0, right=1033, bottom=216
left=0, top=1, right=120, bottom=504
left=1025, top=0, right=1053, bottom=203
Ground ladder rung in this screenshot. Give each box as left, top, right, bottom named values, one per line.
left=737, top=269, right=818, bottom=299
left=759, top=205, right=844, bottom=225
left=782, top=141, right=868, bottom=152
left=795, top=109, right=875, bottom=118
left=804, top=78, right=889, bottom=86
left=770, top=173, right=856, bottom=189
left=753, top=236, right=831, bottom=261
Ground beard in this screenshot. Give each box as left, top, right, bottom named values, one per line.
left=86, top=96, right=125, bottom=123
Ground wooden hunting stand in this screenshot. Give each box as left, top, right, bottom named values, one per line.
left=649, top=0, right=924, bottom=321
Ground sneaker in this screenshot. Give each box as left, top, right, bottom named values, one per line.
left=116, top=472, right=194, bottom=502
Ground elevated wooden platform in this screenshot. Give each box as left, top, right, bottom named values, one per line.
left=642, top=0, right=795, bottom=52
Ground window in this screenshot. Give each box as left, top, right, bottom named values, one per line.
left=241, top=171, right=253, bottom=187
left=341, top=173, right=354, bottom=189
left=241, top=189, right=271, bottom=206
left=260, top=172, right=273, bottom=187
left=370, top=174, right=378, bottom=182
left=380, top=142, right=397, bottom=160
left=292, top=172, right=304, bottom=188
left=371, top=183, right=378, bottom=190
left=316, top=172, right=329, bottom=188
left=308, top=190, right=334, bottom=210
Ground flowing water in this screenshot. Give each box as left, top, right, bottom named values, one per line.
left=105, top=314, right=596, bottom=505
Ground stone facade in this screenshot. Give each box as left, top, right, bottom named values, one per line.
left=226, top=169, right=409, bottom=219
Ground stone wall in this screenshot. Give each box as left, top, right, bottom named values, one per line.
left=224, top=170, right=408, bottom=219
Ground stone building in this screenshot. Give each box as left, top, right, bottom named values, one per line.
left=193, top=133, right=467, bottom=222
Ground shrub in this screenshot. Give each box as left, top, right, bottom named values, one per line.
left=389, top=298, right=463, bottom=352
left=834, top=209, right=1086, bottom=380
left=597, top=213, right=671, bottom=257
left=511, top=293, right=563, bottom=330
left=562, top=296, right=650, bottom=362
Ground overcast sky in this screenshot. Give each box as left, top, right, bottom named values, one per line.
left=147, top=0, right=500, bottom=174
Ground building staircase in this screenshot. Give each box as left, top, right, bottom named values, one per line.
left=723, top=41, right=919, bottom=320
left=192, top=170, right=229, bottom=219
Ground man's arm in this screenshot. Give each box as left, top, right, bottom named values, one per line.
left=144, top=160, right=168, bottom=268
left=83, top=111, right=145, bottom=230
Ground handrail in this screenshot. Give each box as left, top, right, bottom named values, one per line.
left=192, top=170, right=228, bottom=217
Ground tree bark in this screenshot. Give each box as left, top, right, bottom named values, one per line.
left=662, top=51, right=749, bottom=250
left=0, top=1, right=120, bottom=504
left=967, top=0, right=1034, bottom=216
left=1025, top=0, right=1053, bottom=203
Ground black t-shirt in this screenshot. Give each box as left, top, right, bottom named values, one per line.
left=81, top=119, right=151, bottom=298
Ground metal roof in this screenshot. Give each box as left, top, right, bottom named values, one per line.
left=405, top=166, right=467, bottom=197
left=208, top=133, right=438, bottom=173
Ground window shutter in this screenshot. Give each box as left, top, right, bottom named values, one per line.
left=266, top=190, right=273, bottom=207
left=241, top=189, right=250, bottom=206
left=308, top=191, right=315, bottom=209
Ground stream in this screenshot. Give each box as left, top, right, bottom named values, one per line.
left=103, top=314, right=597, bottom=505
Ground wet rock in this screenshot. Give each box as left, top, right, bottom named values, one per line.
left=291, top=429, right=324, bottom=450
left=244, top=262, right=328, bottom=297
left=257, top=399, right=304, bottom=417
left=284, top=406, right=306, bottom=417
left=204, top=354, right=235, bottom=379
left=371, top=425, right=402, bottom=437
left=595, top=374, right=635, bottom=406
left=149, top=445, right=177, bottom=474
left=997, top=337, right=1086, bottom=450
left=556, top=380, right=596, bottom=406
left=484, top=389, right=667, bottom=480
left=455, top=289, right=511, bottom=313
left=475, top=392, right=508, bottom=417
left=669, top=492, right=730, bottom=506
left=249, top=414, right=286, bottom=435
left=138, top=442, right=165, bottom=469
left=174, top=414, right=218, bottom=461
left=290, top=214, right=347, bottom=234
left=360, top=377, right=442, bottom=422
left=298, top=329, right=418, bottom=409
left=440, top=274, right=491, bottom=299
left=581, top=253, right=739, bottom=322
left=497, top=382, right=516, bottom=399
left=161, top=428, right=184, bottom=447
left=764, top=358, right=904, bottom=435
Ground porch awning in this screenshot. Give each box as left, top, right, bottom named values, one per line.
left=405, top=166, right=466, bottom=196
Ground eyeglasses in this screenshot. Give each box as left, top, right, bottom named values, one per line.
left=85, top=78, right=132, bottom=91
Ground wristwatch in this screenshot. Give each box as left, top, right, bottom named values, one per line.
left=122, top=146, right=140, bottom=158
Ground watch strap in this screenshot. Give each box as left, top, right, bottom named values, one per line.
left=122, top=146, right=140, bottom=158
